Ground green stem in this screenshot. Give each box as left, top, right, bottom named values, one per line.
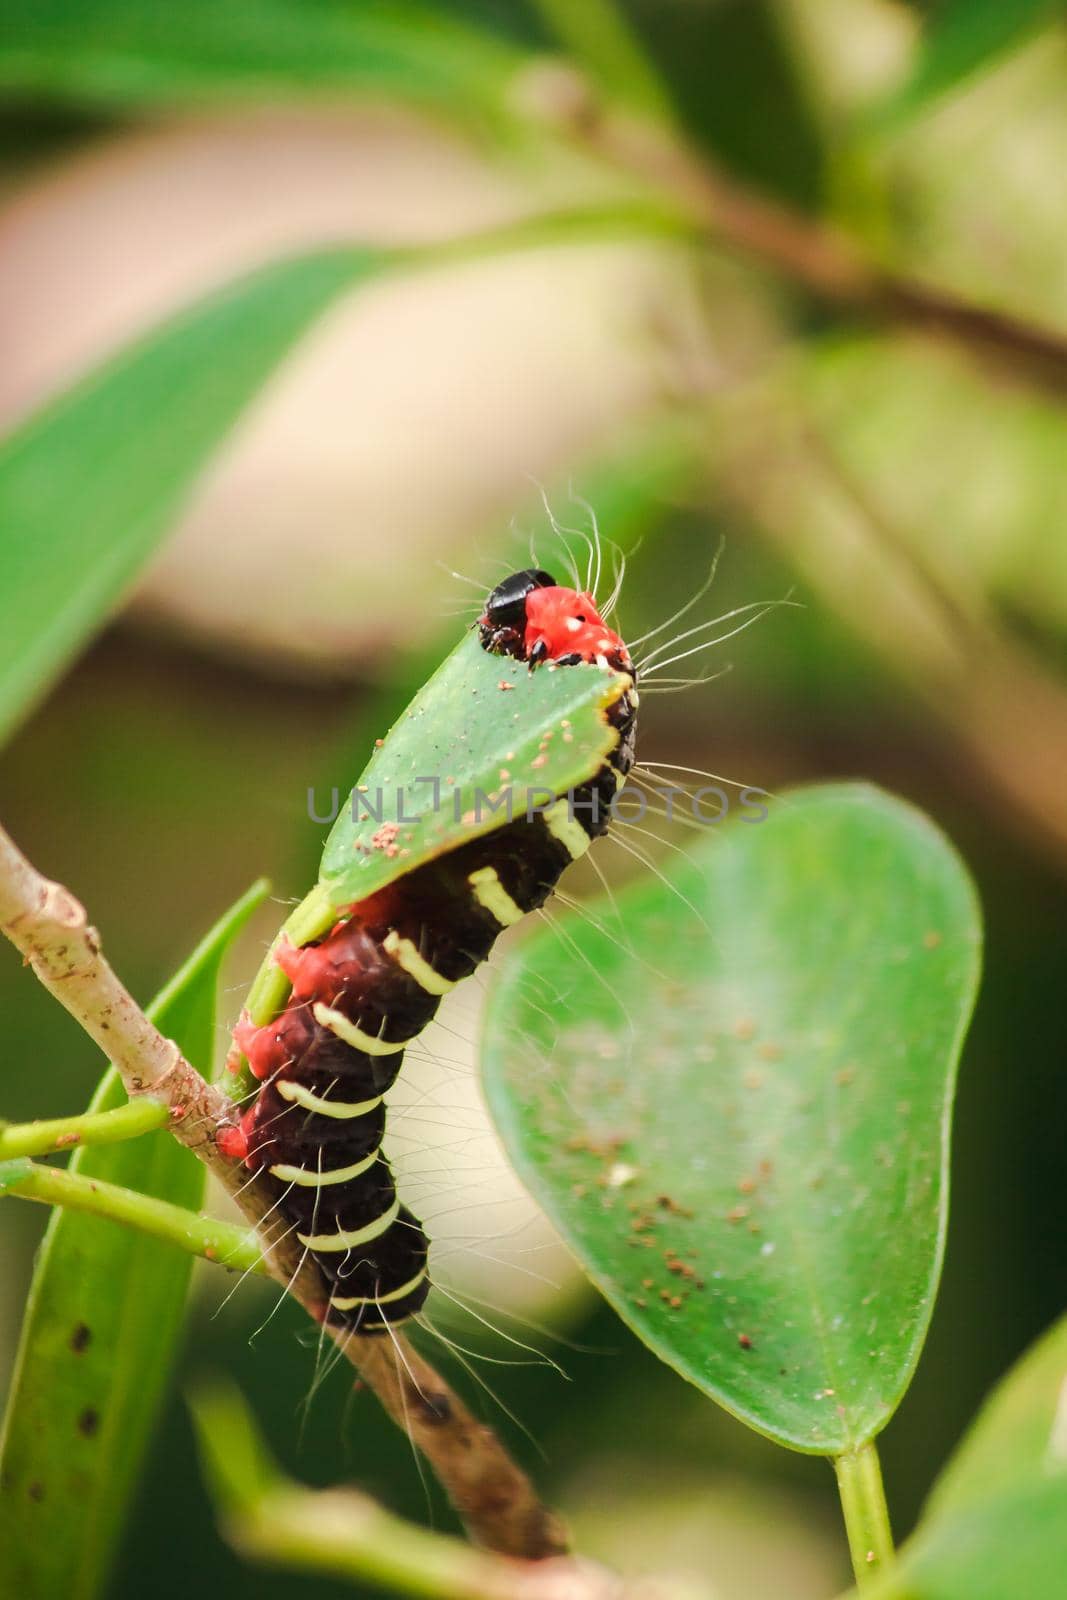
left=0, top=1096, right=168, bottom=1159
left=834, top=1440, right=895, bottom=1586
left=192, top=1384, right=674, bottom=1600
left=408, top=203, right=696, bottom=274
left=195, top=1381, right=509, bottom=1597
left=2, top=1159, right=266, bottom=1275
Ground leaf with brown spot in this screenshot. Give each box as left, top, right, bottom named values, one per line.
left=483, top=784, right=981, bottom=1453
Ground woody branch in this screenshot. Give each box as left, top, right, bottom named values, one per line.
left=516, top=65, right=1067, bottom=399
left=0, top=818, right=565, bottom=1562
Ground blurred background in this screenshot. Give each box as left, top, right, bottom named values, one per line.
left=1, top=2, right=1066, bottom=1597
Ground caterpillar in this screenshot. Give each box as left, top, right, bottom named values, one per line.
left=218, top=567, right=637, bottom=1332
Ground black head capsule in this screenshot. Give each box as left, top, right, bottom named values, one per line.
left=479, top=568, right=556, bottom=659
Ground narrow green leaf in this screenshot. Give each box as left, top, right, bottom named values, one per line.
left=868, top=1314, right=1067, bottom=1598
left=0, top=247, right=385, bottom=748
left=0, top=0, right=522, bottom=119
left=883, top=0, right=1061, bottom=123
left=482, top=783, right=982, bottom=1453
left=0, top=879, right=267, bottom=1600
left=0, top=208, right=685, bottom=752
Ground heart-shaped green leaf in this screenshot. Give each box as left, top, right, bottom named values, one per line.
left=0, top=879, right=266, bottom=1600
left=482, top=783, right=981, bottom=1453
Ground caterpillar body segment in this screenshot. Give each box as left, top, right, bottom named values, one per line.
left=222, top=571, right=637, bottom=1332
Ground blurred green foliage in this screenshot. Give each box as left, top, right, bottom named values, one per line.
left=0, top=249, right=386, bottom=744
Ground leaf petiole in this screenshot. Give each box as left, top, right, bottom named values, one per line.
left=0, top=1158, right=266, bottom=1276
left=834, top=1439, right=895, bottom=1586
left=0, top=1096, right=169, bottom=1160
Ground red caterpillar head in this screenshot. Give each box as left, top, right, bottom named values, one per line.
left=479, top=568, right=632, bottom=674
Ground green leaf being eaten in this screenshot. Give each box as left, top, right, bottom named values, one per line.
left=319, top=631, right=630, bottom=906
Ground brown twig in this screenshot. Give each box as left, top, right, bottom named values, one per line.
left=613, top=113, right=1067, bottom=394
left=0, top=820, right=566, bottom=1560
left=516, top=70, right=1067, bottom=398
left=663, top=146, right=1067, bottom=396
left=713, top=394, right=1067, bottom=867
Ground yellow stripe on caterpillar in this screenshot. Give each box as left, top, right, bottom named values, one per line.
left=298, top=1197, right=400, bottom=1251
left=383, top=929, right=455, bottom=996
left=467, top=865, right=524, bottom=926
left=329, top=1265, right=428, bottom=1310
left=313, top=1001, right=406, bottom=1056
left=541, top=798, right=590, bottom=861
left=269, top=1148, right=380, bottom=1186
left=276, top=1080, right=382, bottom=1119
